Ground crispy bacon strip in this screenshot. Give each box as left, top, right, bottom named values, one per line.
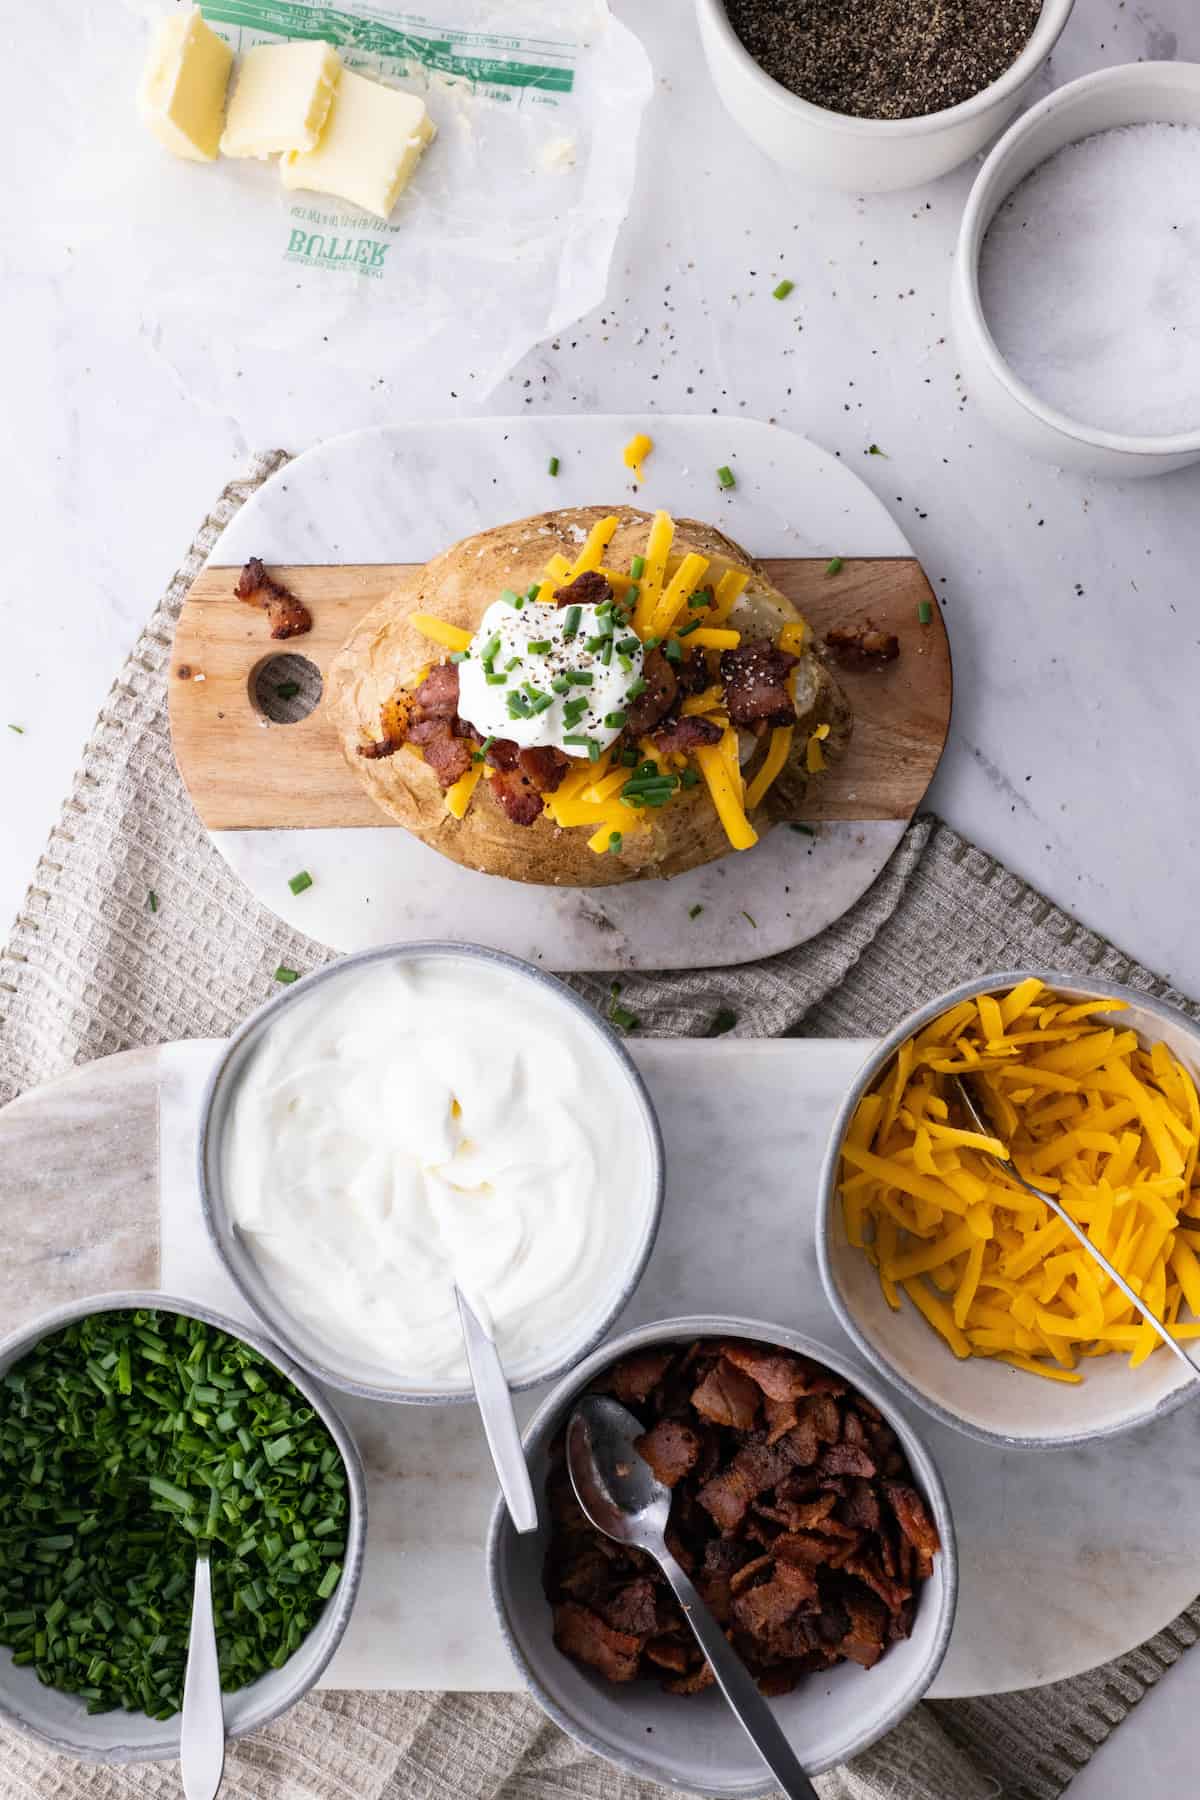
left=825, top=620, right=901, bottom=669
left=235, top=557, right=312, bottom=640
left=718, top=642, right=799, bottom=729
left=651, top=715, right=722, bottom=757
left=625, top=648, right=677, bottom=736
left=553, top=570, right=612, bottom=607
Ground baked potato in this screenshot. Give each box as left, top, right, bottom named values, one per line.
left=326, top=505, right=851, bottom=887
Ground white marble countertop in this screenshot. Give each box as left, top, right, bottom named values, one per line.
left=4, top=0, right=1200, bottom=994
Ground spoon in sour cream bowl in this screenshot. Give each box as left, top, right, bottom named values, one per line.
left=455, top=1286, right=537, bottom=1533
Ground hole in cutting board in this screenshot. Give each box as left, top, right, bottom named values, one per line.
left=250, top=654, right=323, bottom=724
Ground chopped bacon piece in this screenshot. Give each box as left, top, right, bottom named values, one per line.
left=408, top=719, right=474, bottom=789
left=762, top=1395, right=799, bottom=1443
left=235, top=557, right=313, bottom=640
left=624, top=648, right=677, bottom=735
left=665, top=1661, right=715, bottom=1695
left=553, top=1603, right=642, bottom=1683
left=841, top=1480, right=882, bottom=1535
left=755, top=1492, right=838, bottom=1533
left=644, top=1637, right=690, bottom=1673
left=728, top=1553, right=775, bottom=1597
left=489, top=765, right=544, bottom=826
left=651, top=715, right=722, bottom=757
left=697, top=1441, right=795, bottom=1530
left=718, top=642, right=799, bottom=728
left=825, top=620, right=901, bottom=669
left=774, top=1530, right=863, bottom=1571
left=840, top=1591, right=888, bottom=1669
left=845, top=1553, right=911, bottom=1616
left=817, top=1442, right=877, bottom=1481
left=883, top=1480, right=940, bottom=1558
left=635, top=1420, right=703, bottom=1488
left=553, top=570, right=612, bottom=607
left=691, top=1359, right=761, bottom=1431
left=602, top=1578, right=663, bottom=1638
left=677, top=648, right=712, bottom=696
left=358, top=736, right=401, bottom=760
left=484, top=738, right=520, bottom=771
left=519, top=745, right=570, bottom=793
left=606, top=1349, right=675, bottom=1406
left=731, top=1562, right=818, bottom=1637
left=720, top=1342, right=840, bottom=1404
left=413, top=662, right=460, bottom=718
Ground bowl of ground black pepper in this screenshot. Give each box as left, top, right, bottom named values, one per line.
left=696, top=0, right=1075, bottom=191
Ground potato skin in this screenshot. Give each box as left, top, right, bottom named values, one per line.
left=325, top=507, right=851, bottom=887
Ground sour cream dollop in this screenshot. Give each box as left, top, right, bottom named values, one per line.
left=222, top=956, right=656, bottom=1389
left=457, top=597, right=644, bottom=755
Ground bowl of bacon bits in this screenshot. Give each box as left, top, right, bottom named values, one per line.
left=486, top=1319, right=955, bottom=1793
left=819, top=972, right=1200, bottom=1449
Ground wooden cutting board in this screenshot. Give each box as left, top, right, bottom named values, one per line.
left=169, top=556, right=951, bottom=832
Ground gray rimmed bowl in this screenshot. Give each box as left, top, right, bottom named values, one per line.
left=487, top=1315, right=957, bottom=1794
left=198, top=942, right=665, bottom=1405
left=818, top=970, right=1200, bottom=1449
left=0, top=1291, right=366, bottom=1764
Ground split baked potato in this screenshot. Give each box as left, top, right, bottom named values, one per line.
left=326, top=505, right=852, bottom=887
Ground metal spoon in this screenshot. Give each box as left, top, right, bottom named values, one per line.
left=566, top=1395, right=819, bottom=1800
left=455, top=1286, right=537, bottom=1534
left=180, top=1549, right=225, bottom=1800
left=953, top=1073, right=1200, bottom=1381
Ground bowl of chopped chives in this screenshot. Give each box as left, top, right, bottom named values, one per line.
left=816, top=973, right=1200, bottom=1449
left=0, top=1293, right=365, bottom=1762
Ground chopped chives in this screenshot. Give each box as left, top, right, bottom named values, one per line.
left=526, top=582, right=541, bottom=601
left=608, top=985, right=639, bottom=1032
left=630, top=556, right=645, bottom=580
left=599, top=638, right=613, bottom=665
left=620, top=747, right=639, bottom=767
left=772, top=279, right=795, bottom=300
left=680, top=767, right=700, bottom=788
left=472, top=736, right=497, bottom=763
left=868, top=443, right=887, bottom=457
left=548, top=456, right=560, bottom=476
left=607, top=833, right=623, bottom=854
left=566, top=670, right=594, bottom=686
left=485, top=671, right=509, bottom=685
left=789, top=823, right=816, bottom=836
left=275, top=680, right=301, bottom=699
left=551, top=675, right=572, bottom=694
left=687, top=591, right=711, bottom=610
left=689, top=904, right=704, bottom=919
left=504, top=657, right=522, bottom=672
left=616, top=635, right=641, bottom=654
left=147, top=890, right=158, bottom=914
left=716, top=466, right=736, bottom=489
left=7, top=723, right=23, bottom=735
left=481, top=633, right=502, bottom=666
left=449, top=650, right=470, bottom=664
left=626, top=677, right=648, bottom=699
left=663, top=639, right=683, bottom=664
left=287, top=871, right=312, bottom=896
left=604, top=711, right=627, bottom=729
left=275, top=966, right=300, bottom=984
left=824, top=556, right=844, bottom=576
left=643, top=635, right=661, bottom=651
left=584, top=635, right=608, bottom=652
left=527, top=639, right=552, bottom=654
left=676, top=619, right=700, bottom=638
left=563, top=605, right=582, bottom=640
left=506, top=692, right=532, bottom=719
left=918, top=600, right=933, bottom=624
left=500, top=589, right=524, bottom=609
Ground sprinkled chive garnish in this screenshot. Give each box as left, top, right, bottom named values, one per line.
left=0, top=1308, right=348, bottom=1717
left=625, top=584, right=640, bottom=607
left=500, top=589, right=524, bottom=608
left=608, top=983, right=639, bottom=1032
left=585, top=634, right=608, bottom=652
left=676, top=619, right=700, bottom=638
left=868, top=443, right=887, bottom=457
left=548, top=456, right=560, bottom=476
left=288, top=871, right=312, bottom=896
left=604, top=711, right=627, bottom=730
left=599, top=639, right=613, bottom=665
left=551, top=675, right=572, bottom=694
left=918, top=600, right=933, bottom=624
left=717, top=465, right=736, bottom=489
left=275, top=966, right=300, bottom=984
left=620, top=747, right=639, bottom=766
left=472, top=736, right=497, bottom=762
left=663, top=638, right=684, bottom=664
left=789, top=823, right=816, bottom=836
left=680, top=767, right=700, bottom=788
left=742, top=910, right=758, bottom=928
left=566, top=670, right=594, bottom=686
left=707, top=1008, right=738, bottom=1037
left=688, top=591, right=711, bottom=610
left=563, top=605, right=582, bottom=640
left=522, top=682, right=551, bottom=708
left=449, top=650, right=470, bottom=664
left=825, top=556, right=844, bottom=577
left=275, top=680, right=301, bottom=699
left=689, top=903, right=704, bottom=919
left=482, top=633, right=501, bottom=665
left=626, top=677, right=648, bottom=699
left=563, top=699, right=589, bottom=727
left=507, top=692, right=532, bottom=719
left=773, top=279, right=795, bottom=300
left=564, top=735, right=601, bottom=761
left=643, top=635, right=661, bottom=651
left=7, top=724, right=23, bottom=735
left=530, top=695, right=554, bottom=715
left=616, top=635, right=641, bottom=654
left=485, top=671, right=508, bottom=685
left=527, top=639, right=552, bottom=654
left=504, top=656, right=522, bottom=673
left=526, top=582, right=541, bottom=601
left=618, top=653, right=633, bottom=673
left=607, top=832, right=623, bottom=854
left=630, top=556, right=646, bottom=580
left=147, top=890, right=158, bottom=913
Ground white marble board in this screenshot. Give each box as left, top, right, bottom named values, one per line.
left=192, top=416, right=936, bottom=972
left=6, top=1037, right=1200, bottom=1701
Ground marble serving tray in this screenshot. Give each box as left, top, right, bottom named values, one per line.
left=5, top=1037, right=1200, bottom=1701
left=172, top=416, right=950, bottom=973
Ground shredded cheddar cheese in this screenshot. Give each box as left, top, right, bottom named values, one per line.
left=806, top=722, right=830, bottom=773
left=570, top=516, right=619, bottom=576
left=409, top=613, right=473, bottom=653
left=686, top=628, right=740, bottom=651
left=444, top=764, right=482, bottom=819
left=623, top=432, right=653, bottom=484
left=838, top=981, right=1200, bottom=1383
left=633, top=510, right=675, bottom=633
left=645, top=552, right=710, bottom=640
left=745, top=725, right=794, bottom=810
left=708, top=568, right=749, bottom=626
left=695, top=730, right=757, bottom=851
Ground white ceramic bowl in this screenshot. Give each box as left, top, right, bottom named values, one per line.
left=818, top=971, right=1200, bottom=1449
left=488, top=1315, right=957, bottom=1795
left=952, top=61, right=1200, bottom=476
left=695, top=0, right=1074, bottom=192
left=199, top=942, right=664, bottom=1405
left=0, top=1292, right=366, bottom=1764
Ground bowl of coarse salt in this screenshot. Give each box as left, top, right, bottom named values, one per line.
left=953, top=61, right=1200, bottom=478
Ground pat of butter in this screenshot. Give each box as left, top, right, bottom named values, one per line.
left=138, top=7, right=233, bottom=163
left=221, top=40, right=341, bottom=159
left=281, top=68, right=435, bottom=221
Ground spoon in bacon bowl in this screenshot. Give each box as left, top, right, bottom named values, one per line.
left=325, top=506, right=853, bottom=886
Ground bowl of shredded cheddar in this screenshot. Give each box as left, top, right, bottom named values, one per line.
left=817, top=973, right=1200, bottom=1447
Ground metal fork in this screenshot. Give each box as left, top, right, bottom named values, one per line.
left=952, top=1073, right=1200, bottom=1381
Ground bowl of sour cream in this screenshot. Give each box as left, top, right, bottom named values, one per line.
left=198, top=943, right=664, bottom=1403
